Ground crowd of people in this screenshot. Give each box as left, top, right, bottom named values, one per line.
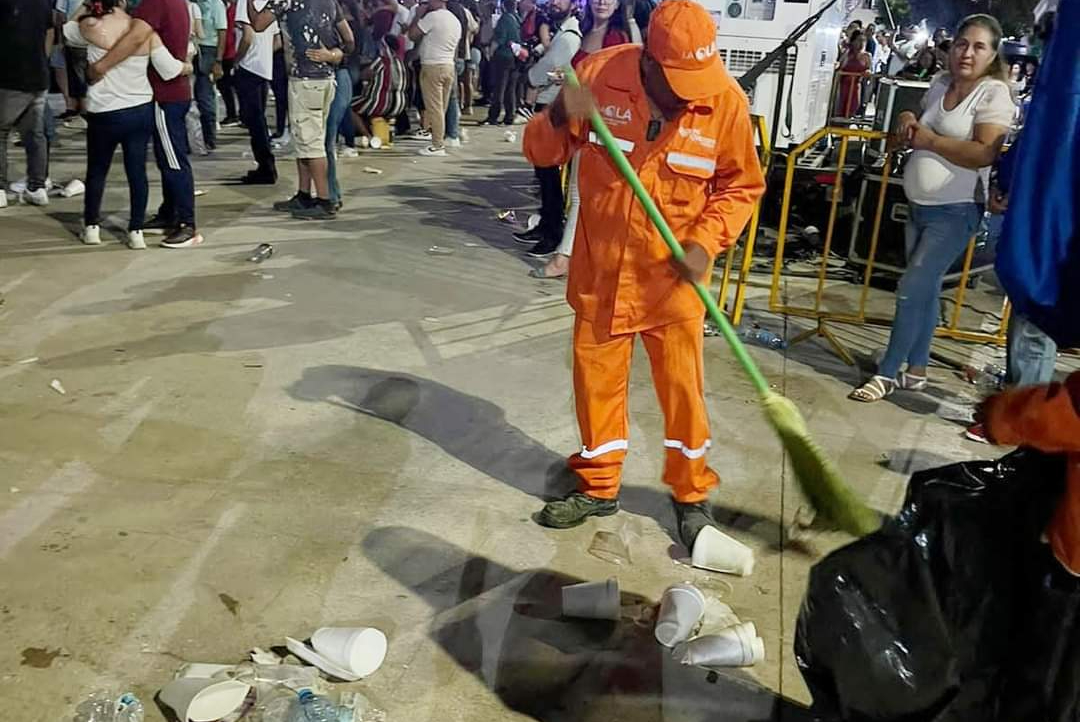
left=0, top=0, right=658, bottom=249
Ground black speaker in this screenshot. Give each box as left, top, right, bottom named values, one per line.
left=849, top=176, right=909, bottom=273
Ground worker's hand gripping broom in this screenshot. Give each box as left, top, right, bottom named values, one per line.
left=562, top=67, right=880, bottom=537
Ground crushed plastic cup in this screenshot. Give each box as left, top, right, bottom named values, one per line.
left=503, top=130, right=517, bottom=143
left=369, top=136, right=383, bottom=149
left=526, top=213, right=541, bottom=232
left=310, top=626, right=388, bottom=678
left=673, top=622, right=765, bottom=668
left=654, top=583, right=706, bottom=647
left=158, top=678, right=251, bottom=722
left=362, top=166, right=383, bottom=175
left=561, top=577, right=620, bottom=620
left=497, top=209, right=517, bottom=223
left=59, top=179, right=85, bottom=198
left=49, top=379, right=66, bottom=395
left=426, top=245, right=454, bottom=256
left=691, top=525, right=755, bottom=576
left=588, top=529, right=631, bottom=565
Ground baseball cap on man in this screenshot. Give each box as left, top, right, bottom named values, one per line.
left=646, top=0, right=728, bottom=101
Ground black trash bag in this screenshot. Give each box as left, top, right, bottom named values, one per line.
left=795, top=449, right=1065, bottom=722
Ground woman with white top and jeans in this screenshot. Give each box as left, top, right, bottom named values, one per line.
left=65, top=0, right=191, bottom=249
left=851, top=14, right=1015, bottom=403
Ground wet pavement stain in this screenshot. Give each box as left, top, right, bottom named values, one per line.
left=218, top=593, right=240, bottom=616
left=20, top=647, right=62, bottom=668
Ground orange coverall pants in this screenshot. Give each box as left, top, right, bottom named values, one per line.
left=569, top=315, right=719, bottom=504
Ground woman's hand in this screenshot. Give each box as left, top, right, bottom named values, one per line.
left=909, top=121, right=939, bottom=151
left=306, top=45, right=340, bottom=64
left=182, top=61, right=195, bottom=76
left=896, top=110, right=918, bottom=141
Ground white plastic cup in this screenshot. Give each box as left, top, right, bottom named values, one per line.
left=159, top=678, right=251, bottom=722
left=60, top=179, right=85, bottom=198
left=310, top=627, right=388, bottom=678
left=691, top=525, right=755, bottom=576
left=369, top=136, right=383, bottom=149
left=654, top=583, right=706, bottom=648
left=561, top=577, right=620, bottom=620
left=674, top=624, right=766, bottom=668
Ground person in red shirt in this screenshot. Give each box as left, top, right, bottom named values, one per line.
left=218, top=0, right=241, bottom=125
left=89, top=0, right=202, bottom=248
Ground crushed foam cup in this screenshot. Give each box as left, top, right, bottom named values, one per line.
left=654, top=583, right=706, bottom=648
left=561, top=577, right=620, bottom=620
left=159, top=678, right=251, bottom=722
left=674, top=626, right=766, bottom=668
left=60, top=179, right=85, bottom=198
left=691, top=525, right=755, bottom=576
left=310, top=627, right=388, bottom=678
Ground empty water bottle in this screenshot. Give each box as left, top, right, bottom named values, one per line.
left=740, top=325, right=786, bottom=350
left=72, top=691, right=144, bottom=722
left=287, top=689, right=350, bottom=722
left=976, top=363, right=1006, bottom=391
left=247, top=243, right=274, bottom=263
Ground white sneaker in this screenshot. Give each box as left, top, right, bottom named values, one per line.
left=418, top=145, right=447, bottom=157
left=127, top=230, right=147, bottom=250
left=341, top=146, right=359, bottom=158
left=271, top=129, right=292, bottom=149
left=445, top=138, right=462, bottom=148
left=405, top=129, right=432, bottom=141
left=0, top=190, right=7, bottom=209
left=24, top=188, right=49, bottom=206
left=11, top=178, right=52, bottom=194
left=81, top=224, right=102, bottom=245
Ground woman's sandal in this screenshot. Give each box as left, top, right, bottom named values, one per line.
left=898, top=371, right=928, bottom=391
left=849, top=375, right=898, bottom=403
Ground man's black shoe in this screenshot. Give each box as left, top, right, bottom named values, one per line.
left=674, top=500, right=718, bottom=551
left=527, top=239, right=559, bottom=258
left=534, top=492, right=619, bottom=529
left=513, top=227, right=544, bottom=245
left=273, top=192, right=314, bottom=213
left=142, top=214, right=177, bottom=235
left=241, top=168, right=278, bottom=185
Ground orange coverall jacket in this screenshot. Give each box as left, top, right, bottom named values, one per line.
left=523, top=45, right=766, bottom=335
left=984, top=372, right=1080, bottom=575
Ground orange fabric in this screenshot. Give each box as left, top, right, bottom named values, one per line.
left=645, top=0, right=726, bottom=100
left=568, top=315, right=719, bottom=504
left=523, top=44, right=766, bottom=336
left=983, top=372, right=1080, bottom=575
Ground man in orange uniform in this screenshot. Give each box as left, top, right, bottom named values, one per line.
left=523, top=0, right=765, bottom=548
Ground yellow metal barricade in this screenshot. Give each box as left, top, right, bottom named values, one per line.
left=768, top=125, right=1011, bottom=364
left=716, top=114, right=771, bottom=327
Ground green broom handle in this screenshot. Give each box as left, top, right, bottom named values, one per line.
left=563, top=66, right=771, bottom=399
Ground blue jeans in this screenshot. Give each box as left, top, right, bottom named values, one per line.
left=325, top=68, right=351, bottom=205
left=194, top=47, right=218, bottom=146
left=445, top=58, right=465, bottom=141
left=85, top=102, right=153, bottom=230
left=879, top=201, right=981, bottom=378
left=1007, top=312, right=1058, bottom=387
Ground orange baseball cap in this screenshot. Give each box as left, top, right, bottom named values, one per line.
left=647, top=0, right=727, bottom=101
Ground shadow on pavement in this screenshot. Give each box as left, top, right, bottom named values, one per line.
left=362, top=525, right=816, bottom=722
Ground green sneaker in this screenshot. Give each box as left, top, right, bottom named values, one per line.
left=534, top=492, right=619, bottom=529
left=674, top=500, right=718, bottom=551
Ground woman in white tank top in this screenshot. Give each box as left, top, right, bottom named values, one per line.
left=64, top=0, right=191, bottom=249
left=850, top=14, right=1016, bottom=404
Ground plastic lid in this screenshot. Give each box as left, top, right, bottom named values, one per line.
left=297, top=689, right=315, bottom=701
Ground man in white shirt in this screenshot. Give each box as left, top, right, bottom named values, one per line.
left=408, top=0, right=461, bottom=156
left=886, top=26, right=920, bottom=76
left=234, top=0, right=278, bottom=182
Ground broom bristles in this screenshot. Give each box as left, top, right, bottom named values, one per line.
left=762, top=393, right=881, bottom=537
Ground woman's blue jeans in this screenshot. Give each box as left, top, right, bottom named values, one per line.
left=879, top=201, right=981, bottom=379
left=325, top=68, right=352, bottom=205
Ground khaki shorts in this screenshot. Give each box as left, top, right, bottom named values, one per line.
left=287, top=77, right=336, bottom=159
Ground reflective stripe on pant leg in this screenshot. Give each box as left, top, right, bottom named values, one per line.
left=641, top=317, right=719, bottom=503
left=155, top=103, right=180, bottom=171
left=568, top=315, right=634, bottom=500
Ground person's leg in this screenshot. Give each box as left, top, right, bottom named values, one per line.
left=153, top=101, right=197, bottom=232
left=236, top=69, right=276, bottom=176
left=219, top=59, right=238, bottom=120
left=325, top=69, right=351, bottom=204
left=289, top=79, right=333, bottom=204
left=641, top=317, right=719, bottom=504
left=419, top=65, right=441, bottom=146
left=538, top=151, right=579, bottom=277
left=445, top=67, right=460, bottom=141
left=565, top=316, right=635, bottom=499
left=194, top=48, right=217, bottom=147
left=902, top=203, right=981, bottom=375
left=272, top=49, right=289, bottom=136
left=150, top=103, right=176, bottom=225
left=878, top=203, right=931, bottom=379
left=503, top=65, right=519, bottom=124
left=16, top=92, right=48, bottom=191
left=485, top=56, right=509, bottom=123
left=82, top=114, right=116, bottom=227
left=120, top=104, right=153, bottom=231
left=1007, top=313, right=1059, bottom=387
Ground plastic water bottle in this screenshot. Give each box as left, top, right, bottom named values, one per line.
left=976, top=363, right=1006, bottom=391
left=247, top=243, right=274, bottom=263
left=72, top=691, right=144, bottom=722
left=287, top=689, right=350, bottom=722
left=740, top=325, right=787, bottom=350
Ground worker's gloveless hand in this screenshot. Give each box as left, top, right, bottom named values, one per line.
left=673, top=243, right=712, bottom=284
left=549, top=83, right=595, bottom=127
